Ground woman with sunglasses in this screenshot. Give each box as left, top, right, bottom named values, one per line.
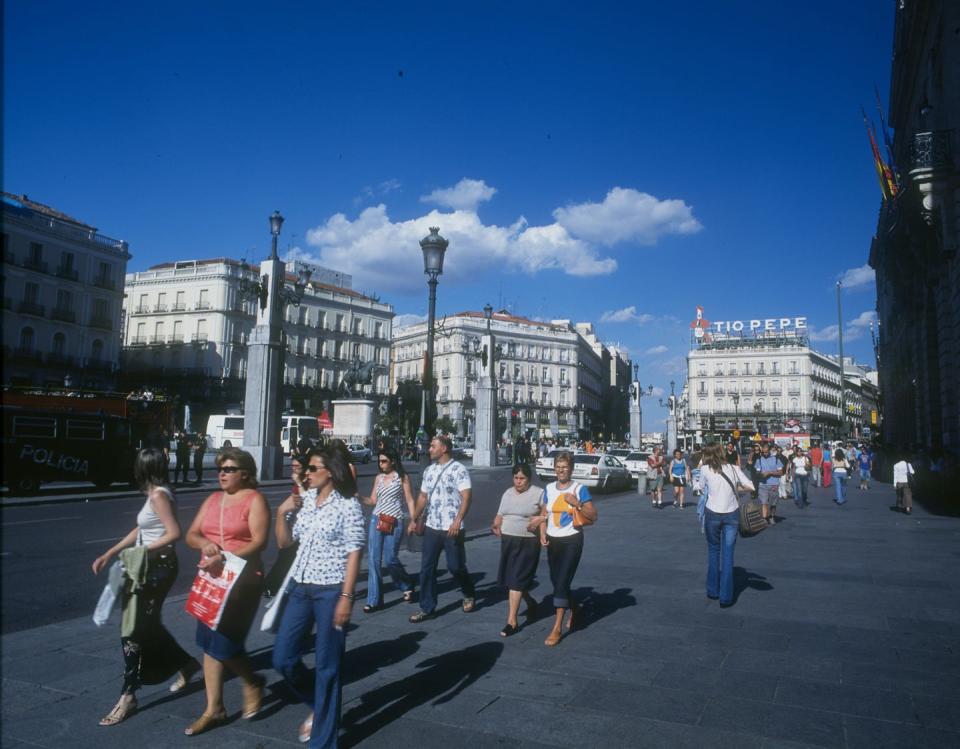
left=183, top=447, right=270, bottom=736
left=272, top=445, right=365, bottom=747
left=361, top=449, right=417, bottom=612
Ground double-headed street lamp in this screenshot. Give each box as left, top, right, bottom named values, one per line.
left=732, top=392, right=741, bottom=430
left=418, top=227, right=449, bottom=438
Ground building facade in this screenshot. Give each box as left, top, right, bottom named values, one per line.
left=686, top=323, right=877, bottom=442
left=869, top=0, right=959, bottom=456
left=390, top=311, right=630, bottom=441
left=2, top=193, right=130, bottom=389
left=121, top=257, right=393, bottom=424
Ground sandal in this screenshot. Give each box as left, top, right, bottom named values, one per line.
left=169, top=659, right=202, bottom=693
left=462, top=597, right=476, bottom=613
left=184, top=709, right=226, bottom=736
left=544, top=630, right=562, bottom=647
left=242, top=674, right=265, bottom=720
left=299, top=713, right=314, bottom=743
left=402, top=589, right=416, bottom=603
left=500, top=623, right=518, bottom=638
left=409, top=610, right=433, bottom=623
left=362, top=604, right=378, bottom=613
left=99, top=696, right=137, bottom=726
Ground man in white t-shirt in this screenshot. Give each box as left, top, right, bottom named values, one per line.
left=892, top=457, right=915, bottom=515
left=408, top=435, right=476, bottom=622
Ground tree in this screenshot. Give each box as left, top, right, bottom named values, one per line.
left=434, top=415, right=456, bottom=436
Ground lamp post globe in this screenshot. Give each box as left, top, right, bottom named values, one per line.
left=420, top=226, right=448, bottom=278
left=269, top=210, right=284, bottom=259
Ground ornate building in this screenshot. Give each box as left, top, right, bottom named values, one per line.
left=2, top=193, right=130, bottom=389
left=869, top=0, right=959, bottom=455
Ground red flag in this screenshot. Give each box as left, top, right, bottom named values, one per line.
left=863, top=108, right=897, bottom=200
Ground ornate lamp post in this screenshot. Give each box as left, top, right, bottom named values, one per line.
left=732, top=391, right=741, bottom=431
left=660, top=380, right=678, bottom=453
left=242, top=211, right=295, bottom=480
left=418, top=227, right=448, bottom=438
left=472, top=302, right=499, bottom=466
left=627, top=372, right=654, bottom=449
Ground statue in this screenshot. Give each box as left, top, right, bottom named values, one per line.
left=338, top=359, right=376, bottom=398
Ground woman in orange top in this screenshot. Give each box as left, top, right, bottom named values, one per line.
left=183, top=447, right=270, bottom=736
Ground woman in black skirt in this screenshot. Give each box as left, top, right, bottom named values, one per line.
left=491, top=463, right=543, bottom=637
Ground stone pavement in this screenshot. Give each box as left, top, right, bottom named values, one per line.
left=3, top=480, right=960, bottom=748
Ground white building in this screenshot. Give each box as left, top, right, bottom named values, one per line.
left=2, top=193, right=130, bottom=389
left=390, top=310, right=626, bottom=440
left=121, top=257, right=393, bottom=418
left=686, top=311, right=876, bottom=440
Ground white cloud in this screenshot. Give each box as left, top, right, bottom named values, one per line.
left=809, top=310, right=877, bottom=342
left=553, top=187, right=703, bottom=245
left=600, top=306, right=655, bottom=324
left=354, top=178, right=402, bottom=205
left=301, top=180, right=702, bottom=294
left=644, top=345, right=668, bottom=355
left=650, top=386, right=666, bottom=398
left=653, top=355, right=688, bottom=376
left=420, top=178, right=496, bottom=211
left=393, top=313, right=426, bottom=330
left=838, top=264, right=875, bottom=289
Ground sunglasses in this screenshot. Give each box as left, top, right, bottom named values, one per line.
left=218, top=466, right=241, bottom=474
left=305, top=464, right=326, bottom=473
left=378, top=458, right=390, bottom=464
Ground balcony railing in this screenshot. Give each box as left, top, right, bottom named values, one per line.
left=51, top=307, right=76, bottom=323
left=172, top=303, right=186, bottom=311
left=134, top=305, right=149, bottom=314
left=169, top=334, right=185, bottom=344
left=153, top=304, right=168, bottom=312
left=149, top=336, right=165, bottom=345
left=191, top=335, right=208, bottom=344
left=92, top=276, right=116, bottom=290
left=130, top=336, right=148, bottom=346
left=55, top=266, right=79, bottom=281
left=194, top=302, right=211, bottom=310
left=22, top=258, right=48, bottom=273
left=18, top=301, right=45, bottom=317
left=89, top=316, right=113, bottom=330
left=911, top=130, right=954, bottom=172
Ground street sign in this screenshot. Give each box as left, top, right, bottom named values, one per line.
left=733, top=429, right=741, bottom=439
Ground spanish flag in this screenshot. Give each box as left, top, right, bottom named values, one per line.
left=863, top=108, right=897, bottom=201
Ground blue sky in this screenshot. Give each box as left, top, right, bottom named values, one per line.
left=4, top=1, right=893, bottom=427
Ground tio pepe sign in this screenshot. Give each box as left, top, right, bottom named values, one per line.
left=690, top=306, right=806, bottom=342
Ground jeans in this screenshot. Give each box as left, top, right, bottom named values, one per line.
left=704, top=509, right=738, bottom=605
left=793, top=475, right=809, bottom=505
left=366, top=515, right=414, bottom=607
left=834, top=471, right=848, bottom=503
left=418, top=527, right=475, bottom=614
left=272, top=583, right=345, bottom=749
left=811, top=465, right=821, bottom=487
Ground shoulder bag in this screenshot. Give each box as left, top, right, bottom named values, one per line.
left=563, top=482, right=595, bottom=529
left=719, top=467, right=765, bottom=537
left=414, top=461, right=452, bottom=536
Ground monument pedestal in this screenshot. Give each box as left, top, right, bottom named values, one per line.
left=473, top=375, right=498, bottom=467
left=629, top=403, right=642, bottom=450
left=331, top=399, right=375, bottom=443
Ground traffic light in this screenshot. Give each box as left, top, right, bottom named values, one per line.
left=709, top=414, right=716, bottom=431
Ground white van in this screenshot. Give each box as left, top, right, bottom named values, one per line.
left=205, top=414, right=321, bottom=454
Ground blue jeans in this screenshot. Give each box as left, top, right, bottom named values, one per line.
left=793, top=475, right=809, bottom=505
left=272, top=583, right=345, bottom=749
left=418, top=527, right=475, bottom=615
left=834, top=472, right=848, bottom=503
left=366, top=515, right=414, bottom=607
left=705, top=509, right=738, bottom=605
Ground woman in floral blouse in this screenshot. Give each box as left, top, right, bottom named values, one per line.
left=272, top=446, right=365, bottom=747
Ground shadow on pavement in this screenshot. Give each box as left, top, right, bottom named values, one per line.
left=733, top=567, right=773, bottom=603
left=340, top=641, right=504, bottom=747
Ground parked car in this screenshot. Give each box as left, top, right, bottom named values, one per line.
left=347, top=443, right=372, bottom=463
left=571, top=453, right=632, bottom=492
left=623, top=451, right=652, bottom=481
left=608, top=448, right=632, bottom=461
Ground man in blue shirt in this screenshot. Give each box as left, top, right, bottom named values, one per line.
left=752, top=442, right=783, bottom=525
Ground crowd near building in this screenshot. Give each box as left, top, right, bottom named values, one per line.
left=869, top=0, right=959, bottom=461
left=120, top=258, right=394, bottom=423
left=390, top=311, right=632, bottom=441
left=1, top=193, right=130, bottom=390
left=684, top=310, right=880, bottom=445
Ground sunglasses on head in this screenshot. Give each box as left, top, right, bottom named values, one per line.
left=218, top=466, right=241, bottom=474
left=305, top=464, right=325, bottom=473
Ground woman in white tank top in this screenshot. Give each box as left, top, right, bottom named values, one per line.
left=91, top=448, right=200, bottom=726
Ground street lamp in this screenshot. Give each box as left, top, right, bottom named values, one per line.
left=753, top=401, right=763, bottom=433
left=732, top=392, right=740, bottom=429
left=418, top=227, right=448, bottom=437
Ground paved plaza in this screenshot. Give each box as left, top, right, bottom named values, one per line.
left=3, top=480, right=959, bottom=748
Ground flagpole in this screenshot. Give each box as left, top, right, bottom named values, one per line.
left=837, top=281, right=846, bottom=438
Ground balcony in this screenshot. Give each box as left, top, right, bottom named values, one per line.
left=18, top=301, right=45, bottom=317
left=51, top=307, right=76, bottom=323
left=149, top=336, right=166, bottom=345
left=134, top=305, right=149, bottom=314
left=129, top=336, right=148, bottom=346
left=22, top=258, right=48, bottom=274
left=191, top=335, right=208, bottom=345
left=911, top=130, right=953, bottom=172
left=46, top=352, right=74, bottom=366
left=92, top=276, right=116, bottom=290
left=542, top=378, right=553, bottom=386
left=194, top=302, right=211, bottom=310
left=13, top=347, right=42, bottom=362
left=153, top=304, right=168, bottom=313
left=172, top=303, right=186, bottom=311
left=55, top=266, right=79, bottom=281
left=169, top=334, right=185, bottom=344
left=787, top=388, right=801, bottom=395
left=89, top=316, right=113, bottom=330
left=559, top=380, right=570, bottom=388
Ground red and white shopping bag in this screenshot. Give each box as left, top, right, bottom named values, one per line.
left=184, top=551, right=247, bottom=630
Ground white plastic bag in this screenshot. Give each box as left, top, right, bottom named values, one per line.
left=93, top=560, right=125, bottom=627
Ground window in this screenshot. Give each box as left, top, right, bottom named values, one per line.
left=542, top=366, right=549, bottom=381
left=29, top=242, right=43, bottom=264
left=560, top=391, right=567, bottom=406
left=136, top=322, right=146, bottom=340
left=173, top=320, right=183, bottom=340
left=714, top=365, right=723, bottom=376
left=514, top=364, right=521, bottom=378
left=729, top=364, right=737, bottom=375
left=374, top=321, right=382, bottom=338
left=12, top=415, right=55, bottom=439
left=789, top=360, right=798, bottom=375
left=196, top=319, right=207, bottom=341
left=514, top=389, right=520, bottom=402
left=698, top=364, right=706, bottom=376
left=91, top=339, right=103, bottom=360
left=198, top=289, right=210, bottom=309
left=560, top=368, right=568, bottom=384
left=790, top=398, right=799, bottom=411
left=743, top=362, right=751, bottom=375
left=772, top=399, right=780, bottom=412
left=154, top=321, right=165, bottom=340
left=157, top=292, right=167, bottom=310
left=175, top=291, right=185, bottom=310
left=66, top=419, right=105, bottom=441
left=772, top=361, right=780, bottom=374
left=500, top=363, right=507, bottom=378
left=336, top=314, right=345, bottom=332
left=24, top=282, right=39, bottom=304
left=97, top=261, right=110, bottom=281
left=299, top=307, right=308, bottom=325
left=19, top=327, right=34, bottom=350
left=758, top=363, right=766, bottom=374
left=353, top=318, right=362, bottom=334
left=61, top=252, right=75, bottom=271
left=56, top=290, right=71, bottom=310
left=317, top=311, right=326, bottom=328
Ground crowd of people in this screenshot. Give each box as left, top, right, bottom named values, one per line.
left=90, top=435, right=597, bottom=747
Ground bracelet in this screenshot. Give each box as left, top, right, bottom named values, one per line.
left=339, top=592, right=355, bottom=601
